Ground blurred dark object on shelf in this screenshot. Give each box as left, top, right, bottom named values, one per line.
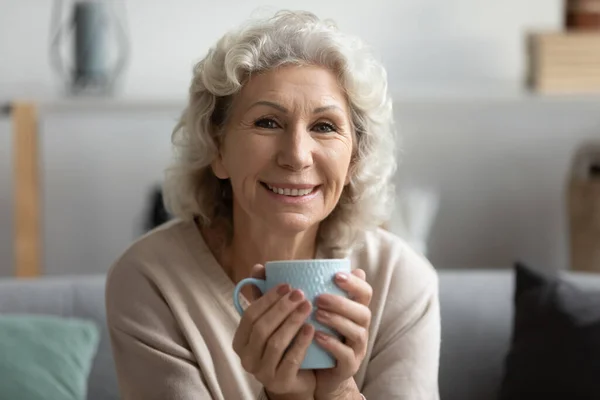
left=527, top=31, right=600, bottom=94
left=144, top=185, right=173, bottom=231
left=566, top=0, right=600, bottom=30
left=1, top=103, right=11, bottom=116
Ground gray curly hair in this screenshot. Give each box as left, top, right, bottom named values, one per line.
left=163, top=10, right=397, bottom=257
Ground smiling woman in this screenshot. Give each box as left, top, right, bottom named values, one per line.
left=164, top=12, right=397, bottom=259
left=105, top=10, right=441, bottom=400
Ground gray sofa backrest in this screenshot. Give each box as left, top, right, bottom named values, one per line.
left=1, top=270, right=599, bottom=400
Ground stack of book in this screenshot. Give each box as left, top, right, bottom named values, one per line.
left=528, top=1, right=600, bottom=94
left=527, top=32, right=600, bottom=94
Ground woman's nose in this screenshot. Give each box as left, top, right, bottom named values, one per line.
left=276, top=125, right=314, bottom=171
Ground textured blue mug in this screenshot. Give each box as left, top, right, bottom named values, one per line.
left=233, top=259, right=351, bottom=369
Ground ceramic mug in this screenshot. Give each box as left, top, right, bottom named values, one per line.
left=233, top=259, right=351, bottom=369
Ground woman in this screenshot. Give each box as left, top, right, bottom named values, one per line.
left=106, top=10, right=440, bottom=400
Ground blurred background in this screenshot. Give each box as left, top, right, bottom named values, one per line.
left=2, top=0, right=600, bottom=277
left=3, top=3, right=600, bottom=400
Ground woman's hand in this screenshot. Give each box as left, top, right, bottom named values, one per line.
left=313, top=269, right=372, bottom=400
left=232, top=264, right=316, bottom=400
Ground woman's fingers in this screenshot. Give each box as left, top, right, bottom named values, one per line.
left=232, top=282, right=291, bottom=353
left=351, top=268, right=366, bottom=281
left=334, top=269, right=372, bottom=306
left=244, top=289, right=307, bottom=368
left=259, top=300, right=312, bottom=378
left=278, top=323, right=315, bottom=382
left=316, top=293, right=371, bottom=327
left=314, top=331, right=355, bottom=371
left=315, top=309, right=368, bottom=348
left=313, top=269, right=372, bottom=371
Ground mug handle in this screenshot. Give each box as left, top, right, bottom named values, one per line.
left=233, top=278, right=266, bottom=316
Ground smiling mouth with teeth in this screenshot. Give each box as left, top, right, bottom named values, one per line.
left=262, top=183, right=316, bottom=197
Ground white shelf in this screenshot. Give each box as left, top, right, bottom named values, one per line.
left=1, top=97, right=186, bottom=114
left=3, top=84, right=600, bottom=117
left=0, top=83, right=186, bottom=115
left=391, top=84, right=600, bottom=105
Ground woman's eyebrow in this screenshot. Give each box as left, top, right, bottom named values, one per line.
left=313, top=105, right=343, bottom=114
left=248, top=100, right=288, bottom=113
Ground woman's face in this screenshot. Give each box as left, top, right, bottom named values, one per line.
left=212, top=65, right=354, bottom=234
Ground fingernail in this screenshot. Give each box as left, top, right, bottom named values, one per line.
left=316, top=309, right=330, bottom=320
left=277, top=284, right=291, bottom=295
left=290, top=289, right=304, bottom=302
left=315, top=331, right=328, bottom=341
left=302, top=324, right=313, bottom=336
left=297, top=301, right=311, bottom=314
left=316, top=295, right=330, bottom=307
left=336, top=272, right=349, bottom=282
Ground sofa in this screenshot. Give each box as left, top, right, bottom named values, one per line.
left=1, top=269, right=599, bottom=400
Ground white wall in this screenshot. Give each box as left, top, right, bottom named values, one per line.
left=3, top=0, right=584, bottom=277
left=393, top=97, right=600, bottom=271
left=0, top=0, right=562, bottom=97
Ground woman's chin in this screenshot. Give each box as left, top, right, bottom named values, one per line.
left=267, top=214, right=318, bottom=234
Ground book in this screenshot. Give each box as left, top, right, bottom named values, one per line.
left=527, top=32, right=600, bottom=93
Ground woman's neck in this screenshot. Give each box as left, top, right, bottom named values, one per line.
left=202, top=218, right=318, bottom=284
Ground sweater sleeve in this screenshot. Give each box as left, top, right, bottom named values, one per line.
left=105, top=258, right=216, bottom=400
left=361, top=253, right=441, bottom=400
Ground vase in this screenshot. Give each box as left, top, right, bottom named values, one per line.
left=49, top=0, right=130, bottom=96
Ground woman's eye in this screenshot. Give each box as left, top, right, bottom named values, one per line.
left=312, top=122, right=337, bottom=133
left=254, top=118, right=280, bottom=129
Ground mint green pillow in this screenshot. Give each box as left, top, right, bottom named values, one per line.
left=0, top=314, right=100, bottom=400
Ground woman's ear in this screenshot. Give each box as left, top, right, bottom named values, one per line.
left=211, top=156, right=229, bottom=179
left=345, top=158, right=356, bottom=185
left=345, top=171, right=351, bottom=185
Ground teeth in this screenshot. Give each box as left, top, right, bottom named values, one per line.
left=266, top=184, right=315, bottom=197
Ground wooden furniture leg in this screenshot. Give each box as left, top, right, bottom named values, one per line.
left=12, top=102, right=41, bottom=278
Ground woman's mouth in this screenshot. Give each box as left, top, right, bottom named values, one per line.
left=260, top=182, right=318, bottom=197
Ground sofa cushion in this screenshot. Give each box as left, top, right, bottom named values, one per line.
left=499, top=263, right=600, bottom=400
left=0, top=314, right=100, bottom=400
left=0, top=275, right=118, bottom=400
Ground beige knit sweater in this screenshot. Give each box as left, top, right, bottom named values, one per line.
left=105, top=219, right=440, bottom=399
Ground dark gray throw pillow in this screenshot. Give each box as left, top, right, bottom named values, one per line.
left=499, top=263, right=600, bottom=400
